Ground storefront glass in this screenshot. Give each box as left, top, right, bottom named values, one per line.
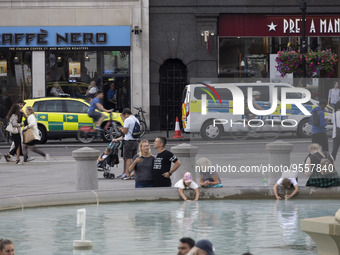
left=0, top=51, right=32, bottom=118
left=45, top=50, right=130, bottom=112
left=219, top=36, right=340, bottom=78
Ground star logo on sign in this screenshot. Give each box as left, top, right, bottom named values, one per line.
left=267, top=22, right=278, bottom=32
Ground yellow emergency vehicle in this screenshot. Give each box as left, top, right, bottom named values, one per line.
left=23, top=97, right=123, bottom=143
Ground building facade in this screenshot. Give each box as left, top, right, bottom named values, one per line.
left=149, top=0, right=340, bottom=130
left=0, top=0, right=149, bottom=125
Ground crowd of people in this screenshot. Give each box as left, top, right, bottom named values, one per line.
left=0, top=238, right=254, bottom=255
left=177, top=237, right=253, bottom=255
left=271, top=86, right=340, bottom=200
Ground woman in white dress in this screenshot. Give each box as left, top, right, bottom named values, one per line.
left=22, top=106, right=49, bottom=163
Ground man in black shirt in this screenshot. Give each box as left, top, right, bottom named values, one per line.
left=153, top=136, right=181, bottom=187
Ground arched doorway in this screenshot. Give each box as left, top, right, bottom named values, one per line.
left=159, top=59, right=187, bottom=130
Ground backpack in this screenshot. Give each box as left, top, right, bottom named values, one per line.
left=312, top=110, right=320, bottom=126
left=319, top=153, right=334, bottom=175
left=132, top=120, right=141, bottom=139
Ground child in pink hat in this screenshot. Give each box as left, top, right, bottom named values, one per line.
left=174, top=172, right=199, bottom=201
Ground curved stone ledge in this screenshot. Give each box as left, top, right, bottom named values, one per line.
left=1, top=186, right=340, bottom=212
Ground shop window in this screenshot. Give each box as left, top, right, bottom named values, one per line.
left=103, top=51, right=129, bottom=74
left=46, top=51, right=99, bottom=98
left=219, top=37, right=268, bottom=78
left=0, top=51, right=32, bottom=118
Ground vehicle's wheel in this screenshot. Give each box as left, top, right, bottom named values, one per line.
left=109, top=173, right=115, bottom=179
left=77, top=130, right=96, bottom=143
left=102, top=122, right=122, bottom=142
left=37, top=125, right=47, bottom=144
left=298, top=118, right=312, bottom=138
left=200, top=119, right=223, bottom=140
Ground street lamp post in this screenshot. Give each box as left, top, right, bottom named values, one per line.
left=300, top=0, right=307, bottom=81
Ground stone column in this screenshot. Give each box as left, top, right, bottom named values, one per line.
left=171, top=143, right=199, bottom=183
left=301, top=216, right=340, bottom=255
left=265, top=140, right=293, bottom=185
left=72, top=147, right=100, bottom=190
left=32, top=51, right=45, bottom=98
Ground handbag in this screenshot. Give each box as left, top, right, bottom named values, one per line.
left=24, top=128, right=35, bottom=144
left=5, top=121, right=18, bottom=134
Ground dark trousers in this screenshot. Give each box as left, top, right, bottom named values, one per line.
left=135, top=181, right=154, bottom=188
left=332, top=138, right=340, bottom=160
left=312, top=133, right=329, bottom=152
left=9, top=133, right=21, bottom=156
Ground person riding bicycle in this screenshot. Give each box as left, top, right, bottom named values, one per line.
left=87, top=91, right=112, bottom=131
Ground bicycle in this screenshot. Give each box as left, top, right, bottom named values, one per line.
left=77, top=112, right=122, bottom=144
left=229, top=115, right=282, bottom=140
left=134, top=107, right=148, bottom=138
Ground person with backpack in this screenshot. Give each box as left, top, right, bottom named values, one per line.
left=310, top=99, right=329, bottom=151
left=112, top=108, right=139, bottom=180
left=304, top=143, right=340, bottom=187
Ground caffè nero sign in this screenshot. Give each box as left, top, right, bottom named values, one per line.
left=0, top=26, right=130, bottom=49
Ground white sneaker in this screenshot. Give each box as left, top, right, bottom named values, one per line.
left=117, top=174, right=127, bottom=179
left=27, top=157, right=36, bottom=162
left=45, top=154, right=50, bottom=161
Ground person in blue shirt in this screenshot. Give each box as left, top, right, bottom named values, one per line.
left=310, top=99, right=329, bottom=151
left=87, top=91, right=112, bottom=130
left=106, top=82, right=117, bottom=110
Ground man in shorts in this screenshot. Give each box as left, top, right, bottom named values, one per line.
left=112, top=108, right=139, bottom=180
left=87, top=91, right=112, bottom=130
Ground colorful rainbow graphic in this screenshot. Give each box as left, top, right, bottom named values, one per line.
left=200, top=82, right=223, bottom=106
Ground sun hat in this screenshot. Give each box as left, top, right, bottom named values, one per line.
left=196, top=239, right=215, bottom=255
left=183, top=172, right=193, bottom=183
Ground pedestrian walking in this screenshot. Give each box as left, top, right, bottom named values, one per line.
left=4, top=104, right=23, bottom=164
left=7, top=100, right=33, bottom=161
left=332, top=101, right=340, bottom=160
left=22, top=106, right=49, bottom=163
left=328, top=81, right=340, bottom=110
left=310, top=99, right=329, bottom=151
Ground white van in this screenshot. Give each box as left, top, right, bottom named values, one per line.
left=181, top=82, right=330, bottom=140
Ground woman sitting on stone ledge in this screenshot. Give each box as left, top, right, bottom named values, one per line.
left=304, top=143, right=340, bottom=187
left=196, top=157, right=223, bottom=188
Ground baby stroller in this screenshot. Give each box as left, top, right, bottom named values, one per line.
left=98, top=141, right=121, bottom=179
